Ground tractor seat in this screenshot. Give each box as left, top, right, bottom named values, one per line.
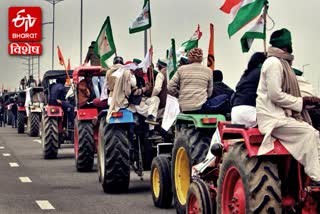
left=222, top=124, right=264, bottom=145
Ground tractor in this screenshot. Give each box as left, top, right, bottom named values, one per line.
left=98, top=105, right=169, bottom=193
left=73, top=66, right=106, bottom=172
left=150, top=113, right=226, bottom=213
left=41, top=70, right=74, bottom=159
left=16, top=90, right=27, bottom=133
left=185, top=121, right=320, bottom=213
left=25, top=87, right=44, bottom=136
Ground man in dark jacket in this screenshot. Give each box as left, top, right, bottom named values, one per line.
left=49, top=77, right=74, bottom=126
left=212, top=70, right=234, bottom=98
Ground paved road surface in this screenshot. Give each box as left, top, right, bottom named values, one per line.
left=0, top=127, right=175, bottom=214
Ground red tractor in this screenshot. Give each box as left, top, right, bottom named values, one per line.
left=41, top=70, right=74, bottom=159
left=73, top=66, right=106, bottom=172
left=186, top=122, right=320, bottom=213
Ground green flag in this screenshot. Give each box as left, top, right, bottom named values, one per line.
left=94, top=16, right=116, bottom=68
left=129, top=0, right=151, bottom=34
left=240, top=15, right=265, bottom=52
left=167, top=39, right=177, bottom=80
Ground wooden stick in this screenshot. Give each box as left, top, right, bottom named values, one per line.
left=262, top=3, right=268, bottom=56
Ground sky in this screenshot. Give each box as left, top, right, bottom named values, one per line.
left=1, top=0, right=319, bottom=94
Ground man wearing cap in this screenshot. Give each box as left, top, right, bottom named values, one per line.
left=256, top=28, right=320, bottom=186
left=105, top=56, right=124, bottom=105
left=168, top=48, right=214, bottom=113
left=145, top=59, right=168, bottom=125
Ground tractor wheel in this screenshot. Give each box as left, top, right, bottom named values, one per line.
left=186, top=179, right=213, bottom=214
left=172, top=127, right=211, bottom=213
left=17, top=111, right=25, bottom=134
left=75, top=120, right=94, bottom=172
left=217, top=142, right=282, bottom=214
left=100, top=123, right=130, bottom=193
left=7, top=110, right=12, bottom=126
left=29, top=113, right=40, bottom=137
left=151, top=156, right=173, bottom=208
left=42, top=112, right=59, bottom=159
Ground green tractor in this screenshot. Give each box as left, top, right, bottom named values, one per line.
left=150, top=113, right=225, bottom=213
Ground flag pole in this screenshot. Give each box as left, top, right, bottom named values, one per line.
left=262, top=2, right=268, bottom=56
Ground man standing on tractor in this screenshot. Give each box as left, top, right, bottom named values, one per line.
left=27, top=75, right=37, bottom=88
left=256, top=28, right=320, bottom=186
left=84, top=41, right=104, bottom=98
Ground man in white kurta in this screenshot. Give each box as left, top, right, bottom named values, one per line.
left=256, top=29, right=320, bottom=184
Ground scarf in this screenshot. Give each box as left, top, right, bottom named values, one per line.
left=268, top=47, right=312, bottom=125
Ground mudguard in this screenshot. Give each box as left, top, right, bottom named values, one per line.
left=109, top=109, right=134, bottom=124
left=175, top=113, right=226, bottom=128
left=76, top=108, right=98, bottom=121
left=46, top=105, right=63, bottom=117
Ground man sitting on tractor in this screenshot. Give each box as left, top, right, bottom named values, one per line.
left=78, top=72, right=96, bottom=108
left=256, top=28, right=320, bottom=186
left=49, top=77, right=74, bottom=127
left=168, top=48, right=215, bottom=114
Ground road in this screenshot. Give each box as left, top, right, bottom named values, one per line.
left=0, top=127, right=175, bottom=214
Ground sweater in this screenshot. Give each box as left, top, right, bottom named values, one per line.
left=168, top=63, right=213, bottom=112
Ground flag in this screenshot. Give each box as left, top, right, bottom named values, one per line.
left=129, top=0, right=151, bottom=34
left=67, top=59, right=71, bottom=70
left=176, top=25, right=202, bottom=58
left=240, top=15, right=265, bottom=52
left=220, top=0, right=267, bottom=37
left=57, top=46, right=65, bottom=66
left=207, top=23, right=215, bottom=70
left=138, top=46, right=153, bottom=73
left=94, top=16, right=116, bottom=68
left=167, top=39, right=177, bottom=80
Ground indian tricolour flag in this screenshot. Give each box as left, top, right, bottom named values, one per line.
left=129, top=0, right=151, bottom=34
left=240, top=15, right=265, bottom=52
left=176, top=25, right=202, bottom=59
left=220, top=0, right=267, bottom=37
left=94, top=16, right=116, bottom=68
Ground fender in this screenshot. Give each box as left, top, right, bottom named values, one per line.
left=76, top=108, right=98, bottom=121
left=46, top=105, right=63, bottom=117
left=219, top=121, right=290, bottom=157
left=18, top=106, right=26, bottom=112
left=109, top=109, right=135, bottom=124
left=30, top=107, right=42, bottom=113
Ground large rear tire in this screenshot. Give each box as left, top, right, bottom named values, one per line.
left=186, top=179, right=213, bottom=214
left=172, top=126, right=211, bottom=213
left=100, top=123, right=130, bottom=193
left=151, top=156, right=173, bottom=208
left=217, top=142, right=282, bottom=214
left=75, top=121, right=94, bottom=172
left=29, top=112, right=40, bottom=137
left=42, top=112, right=59, bottom=159
left=17, top=111, right=25, bottom=134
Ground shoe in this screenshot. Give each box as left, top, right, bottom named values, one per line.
left=148, top=130, right=162, bottom=140
left=145, top=115, right=159, bottom=126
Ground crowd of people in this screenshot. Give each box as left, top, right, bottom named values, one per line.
left=3, top=28, right=320, bottom=187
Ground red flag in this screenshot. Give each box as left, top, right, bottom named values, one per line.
left=220, top=0, right=242, bottom=14
left=207, top=23, right=215, bottom=71
left=57, top=46, right=65, bottom=66
left=67, top=59, right=71, bottom=71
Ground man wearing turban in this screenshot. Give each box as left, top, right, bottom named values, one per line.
left=256, top=28, right=320, bottom=186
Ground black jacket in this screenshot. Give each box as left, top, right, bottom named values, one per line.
left=49, top=83, right=66, bottom=105
left=212, top=82, right=234, bottom=98
left=231, top=67, right=261, bottom=107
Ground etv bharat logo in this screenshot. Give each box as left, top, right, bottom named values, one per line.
left=12, top=9, right=37, bottom=32
left=8, top=7, right=42, bottom=41
left=8, top=7, right=42, bottom=55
